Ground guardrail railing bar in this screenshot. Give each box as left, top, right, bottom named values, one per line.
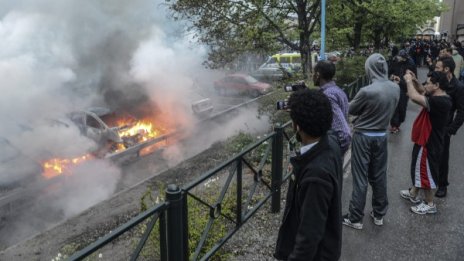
left=191, top=159, right=241, bottom=261
left=183, top=135, right=274, bottom=191
left=200, top=189, right=272, bottom=261
left=200, top=192, right=273, bottom=261
left=130, top=213, right=160, bottom=261
left=215, top=162, right=238, bottom=206
left=244, top=178, right=259, bottom=215
left=67, top=203, right=168, bottom=261
left=271, top=125, right=284, bottom=213
left=186, top=191, right=214, bottom=210
left=257, top=141, right=272, bottom=170
left=236, top=158, right=243, bottom=226
left=192, top=215, right=216, bottom=261
left=159, top=211, right=167, bottom=261
left=241, top=157, right=259, bottom=179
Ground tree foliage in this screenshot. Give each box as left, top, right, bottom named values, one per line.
left=166, top=0, right=322, bottom=77
left=327, top=0, right=446, bottom=50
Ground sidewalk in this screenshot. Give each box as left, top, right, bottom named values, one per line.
left=340, top=67, right=464, bottom=260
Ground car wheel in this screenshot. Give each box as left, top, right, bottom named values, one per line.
left=250, top=90, right=261, bottom=98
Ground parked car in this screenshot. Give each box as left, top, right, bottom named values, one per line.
left=251, top=63, right=294, bottom=82
left=214, top=74, right=271, bottom=97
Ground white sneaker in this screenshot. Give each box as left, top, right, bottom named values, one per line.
left=342, top=214, right=363, bottom=230
left=370, top=211, right=383, bottom=226
left=400, top=189, right=421, bottom=204
left=411, top=202, right=437, bottom=215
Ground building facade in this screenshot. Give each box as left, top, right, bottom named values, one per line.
left=439, top=0, right=464, bottom=42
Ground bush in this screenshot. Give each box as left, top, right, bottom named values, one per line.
left=335, top=55, right=366, bottom=85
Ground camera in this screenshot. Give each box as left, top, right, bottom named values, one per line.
left=284, top=82, right=307, bottom=92
left=276, top=100, right=289, bottom=110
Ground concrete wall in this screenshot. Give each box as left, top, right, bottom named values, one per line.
left=439, top=0, right=464, bottom=41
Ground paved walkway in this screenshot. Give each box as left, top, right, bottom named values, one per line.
left=340, top=68, right=464, bottom=260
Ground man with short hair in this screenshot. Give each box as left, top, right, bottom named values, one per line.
left=343, top=53, right=400, bottom=229
left=388, top=50, right=417, bottom=133
left=314, top=60, right=351, bottom=155
left=274, top=89, right=343, bottom=261
left=434, top=57, right=464, bottom=197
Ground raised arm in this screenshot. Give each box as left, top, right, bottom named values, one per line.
left=404, top=71, right=427, bottom=108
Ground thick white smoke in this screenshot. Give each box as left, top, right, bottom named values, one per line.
left=0, top=0, right=212, bottom=247
left=0, top=0, right=270, bottom=249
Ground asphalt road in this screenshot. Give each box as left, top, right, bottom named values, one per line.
left=340, top=68, right=464, bottom=261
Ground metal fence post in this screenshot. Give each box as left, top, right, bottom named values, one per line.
left=271, top=124, right=284, bottom=213
left=166, top=184, right=188, bottom=261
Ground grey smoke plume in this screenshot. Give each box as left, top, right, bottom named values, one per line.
left=0, top=0, right=213, bottom=247
left=0, top=0, right=270, bottom=249
left=0, top=0, right=207, bottom=180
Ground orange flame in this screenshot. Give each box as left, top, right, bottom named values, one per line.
left=117, top=120, right=161, bottom=142
left=42, top=154, right=93, bottom=179
left=41, top=115, right=176, bottom=179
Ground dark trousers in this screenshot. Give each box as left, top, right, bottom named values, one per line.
left=348, top=132, right=389, bottom=221
left=438, top=134, right=451, bottom=187
left=390, top=92, right=408, bottom=127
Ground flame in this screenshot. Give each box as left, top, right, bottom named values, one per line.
left=42, top=154, right=93, bottom=179
left=41, top=114, right=176, bottom=179
left=117, top=120, right=161, bottom=141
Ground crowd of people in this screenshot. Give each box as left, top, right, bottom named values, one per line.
left=272, top=38, right=464, bottom=260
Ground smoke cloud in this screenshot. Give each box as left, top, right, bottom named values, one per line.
left=0, top=0, right=214, bottom=247
left=0, top=0, right=270, bottom=249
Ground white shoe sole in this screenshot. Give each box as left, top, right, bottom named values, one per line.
left=342, top=219, right=363, bottom=230
left=370, top=212, right=383, bottom=226
left=400, top=192, right=421, bottom=204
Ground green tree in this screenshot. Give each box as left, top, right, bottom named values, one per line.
left=166, top=0, right=322, bottom=77
left=328, top=0, right=446, bottom=50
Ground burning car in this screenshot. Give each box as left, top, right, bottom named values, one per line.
left=68, top=107, right=168, bottom=157
left=68, top=108, right=124, bottom=156
left=40, top=106, right=177, bottom=179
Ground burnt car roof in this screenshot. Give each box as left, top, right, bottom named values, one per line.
left=84, top=107, right=112, bottom=117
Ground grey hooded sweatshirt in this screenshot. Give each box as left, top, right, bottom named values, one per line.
left=349, top=53, right=400, bottom=132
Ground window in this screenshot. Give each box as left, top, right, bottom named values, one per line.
left=280, top=57, right=290, bottom=63
left=86, top=115, right=101, bottom=129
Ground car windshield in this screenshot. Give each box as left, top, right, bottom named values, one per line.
left=244, top=75, right=259, bottom=84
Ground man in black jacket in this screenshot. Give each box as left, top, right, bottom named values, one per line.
left=274, top=89, right=343, bottom=261
left=434, top=57, right=464, bottom=197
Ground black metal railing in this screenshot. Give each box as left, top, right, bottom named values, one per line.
left=342, top=75, right=369, bottom=100
left=67, top=76, right=365, bottom=261
left=68, top=122, right=295, bottom=261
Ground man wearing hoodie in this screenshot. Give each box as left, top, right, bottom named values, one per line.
left=342, top=53, right=400, bottom=229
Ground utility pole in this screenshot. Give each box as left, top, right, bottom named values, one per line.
left=319, top=0, right=326, bottom=60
